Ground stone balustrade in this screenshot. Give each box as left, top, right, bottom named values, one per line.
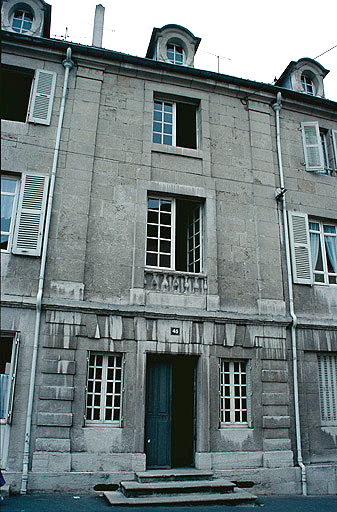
left=144, top=269, right=207, bottom=295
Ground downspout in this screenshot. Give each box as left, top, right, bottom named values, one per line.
left=272, top=92, right=307, bottom=496
left=21, top=48, right=74, bottom=494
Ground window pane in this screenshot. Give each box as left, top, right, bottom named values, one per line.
left=152, top=133, right=161, bottom=143
left=159, top=254, right=170, bottom=267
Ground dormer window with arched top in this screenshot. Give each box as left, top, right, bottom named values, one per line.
left=12, top=7, right=34, bottom=33
left=301, top=72, right=315, bottom=95
left=167, top=43, right=184, bottom=65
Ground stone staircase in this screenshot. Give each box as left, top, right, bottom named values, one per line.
left=103, top=469, right=257, bottom=506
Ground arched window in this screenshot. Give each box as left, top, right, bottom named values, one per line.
left=301, top=73, right=315, bottom=95
left=12, top=8, right=33, bottom=33
left=167, top=43, right=184, bottom=65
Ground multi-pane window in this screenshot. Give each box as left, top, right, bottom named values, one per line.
left=301, top=73, right=315, bottom=95
left=301, top=122, right=337, bottom=174
left=309, top=220, right=337, bottom=285
left=318, top=354, right=337, bottom=425
left=167, top=44, right=184, bottom=65
left=12, top=9, right=33, bottom=33
left=152, top=100, right=197, bottom=149
left=219, top=360, right=251, bottom=425
left=146, top=196, right=203, bottom=273
left=86, top=353, right=124, bottom=425
left=1, top=176, right=18, bottom=251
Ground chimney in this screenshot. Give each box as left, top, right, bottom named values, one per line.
left=92, top=4, right=105, bottom=47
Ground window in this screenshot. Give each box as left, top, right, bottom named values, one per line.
left=1, top=65, right=57, bottom=125
left=12, top=8, right=33, bottom=33
left=288, top=212, right=337, bottom=286
left=146, top=196, right=203, bottom=273
left=85, top=353, right=124, bottom=425
left=318, top=354, right=337, bottom=425
left=219, top=360, right=251, bottom=426
left=152, top=99, right=197, bottom=149
left=0, top=334, right=20, bottom=424
left=309, top=220, right=337, bottom=285
left=301, top=73, right=315, bottom=95
left=167, top=43, right=184, bottom=65
left=1, top=173, right=49, bottom=256
left=301, top=122, right=337, bottom=174
left=1, top=176, right=18, bottom=251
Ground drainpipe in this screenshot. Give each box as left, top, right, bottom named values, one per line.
left=21, top=48, right=74, bottom=494
left=272, top=92, right=307, bottom=496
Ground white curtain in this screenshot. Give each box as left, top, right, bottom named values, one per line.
left=310, top=232, right=320, bottom=270
left=0, top=374, right=9, bottom=419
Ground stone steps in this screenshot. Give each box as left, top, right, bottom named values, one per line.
left=103, top=469, right=257, bottom=507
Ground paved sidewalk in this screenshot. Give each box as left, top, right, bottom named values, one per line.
left=1, top=493, right=337, bottom=512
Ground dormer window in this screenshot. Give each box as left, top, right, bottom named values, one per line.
left=167, top=43, right=184, bottom=65
left=301, top=73, right=315, bottom=95
left=12, top=8, right=33, bottom=33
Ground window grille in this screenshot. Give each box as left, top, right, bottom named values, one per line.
left=318, top=354, right=337, bottom=425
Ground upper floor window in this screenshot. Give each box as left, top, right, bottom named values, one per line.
left=318, top=354, right=337, bottom=426
left=12, top=8, right=33, bottom=33
left=152, top=99, right=197, bottom=149
left=301, top=72, right=315, bottom=95
left=1, top=176, right=18, bottom=251
left=309, top=220, right=337, bottom=285
left=219, top=359, right=251, bottom=426
left=288, top=211, right=337, bottom=286
left=167, top=43, right=184, bottom=65
left=1, top=65, right=57, bottom=125
left=301, top=122, right=337, bottom=174
left=85, top=352, right=124, bottom=426
left=1, top=173, right=49, bottom=256
left=146, top=196, right=203, bottom=273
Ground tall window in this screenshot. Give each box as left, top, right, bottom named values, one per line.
left=1, top=176, right=18, bottom=251
left=146, top=196, right=203, bottom=273
left=152, top=99, right=197, bottom=149
left=0, top=334, right=19, bottom=424
left=219, top=360, right=251, bottom=425
left=309, top=220, right=337, bottom=285
left=167, top=44, right=184, bottom=65
left=12, top=9, right=33, bottom=33
left=318, top=354, right=337, bottom=425
left=85, top=353, right=124, bottom=425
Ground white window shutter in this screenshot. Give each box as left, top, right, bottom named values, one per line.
left=288, top=211, right=313, bottom=285
left=28, top=69, right=57, bottom=125
left=7, top=333, right=20, bottom=424
left=332, top=130, right=337, bottom=169
left=12, top=173, right=49, bottom=256
left=301, top=122, right=324, bottom=171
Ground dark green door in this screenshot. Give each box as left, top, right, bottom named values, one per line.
left=145, top=359, right=172, bottom=468
left=145, top=356, right=196, bottom=469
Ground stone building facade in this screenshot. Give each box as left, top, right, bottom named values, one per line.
left=1, top=0, right=336, bottom=495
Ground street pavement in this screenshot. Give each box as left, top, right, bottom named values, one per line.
left=1, top=494, right=337, bottom=512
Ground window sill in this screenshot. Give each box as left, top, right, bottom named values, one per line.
left=1, top=119, right=29, bottom=135
left=151, top=142, right=203, bottom=160
left=84, top=422, right=122, bottom=428
left=219, top=424, right=252, bottom=429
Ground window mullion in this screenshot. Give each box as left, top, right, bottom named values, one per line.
left=101, top=356, right=108, bottom=423
left=229, top=362, right=235, bottom=423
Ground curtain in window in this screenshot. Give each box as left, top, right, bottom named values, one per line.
left=325, top=235, right=337, bottom=273
left=310, top=232, right=320, bottom=270
left=0, top=374, right=9, bottom=419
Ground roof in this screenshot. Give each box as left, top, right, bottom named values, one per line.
left=2, top=30, right=336, bottom=110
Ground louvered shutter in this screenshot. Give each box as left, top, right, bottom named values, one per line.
left=27, top=69, right=56, bottom=125
left=12, top=173, right=49, bottom=256
left=288, top=211, right=313, bottom=285
left=301, top=122, right=325, bottom=171
left=7, top=333, right=20, bottom=424
left=332, top=130, right=337, bottom=169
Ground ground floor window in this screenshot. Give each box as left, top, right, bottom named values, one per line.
left=219, top=359, right=251, bottom=426
left=318, top=354, right=337, bottom=425
left=0, top=334, right=19, bottom=423
left=85, top=352, right=124, bottom=426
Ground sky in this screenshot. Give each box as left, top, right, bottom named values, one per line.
left=49, top=0, right=337, bottom=102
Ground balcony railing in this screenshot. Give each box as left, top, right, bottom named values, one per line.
left=144, top=269, right=207, bottom=295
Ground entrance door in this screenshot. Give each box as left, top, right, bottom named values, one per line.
left=145, top=355, right=195, bottom=469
